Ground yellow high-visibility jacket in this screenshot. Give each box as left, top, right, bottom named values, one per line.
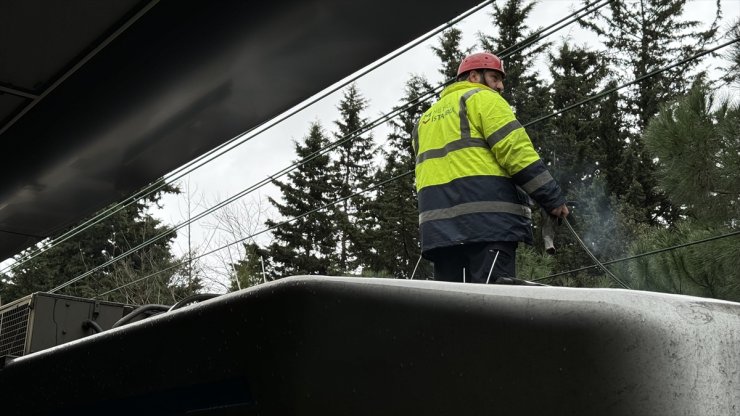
left=412, top=81, right=565, bottom=255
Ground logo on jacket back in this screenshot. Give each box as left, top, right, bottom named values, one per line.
left=421, top=106, right=454, bottom=124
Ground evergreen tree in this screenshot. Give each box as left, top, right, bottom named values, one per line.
left=536, top=41, right=643, bottom=285
left=628, top=222, right=740, bottom=301
left=545, top=41, right=611, bottom=192
left=720, top=18, right=740, bottom=87
left=643, top=77, right=739, bottom=224
left=230, top=242, right=268, bottom=290
left=266, top=122, right=337, bottom=277
left=479, top=0, right=552, bottom=145
left=431, top=27, right=467, bottom=81
left=366, top=75, right=436, bottom=279
left=628, top=77, right=740, bottom=301
left=330, top=84, right=375, bottom=273
left=0, top=182, right=196, bottom=305
left=579, top=0, right=721, bottom=225
left=580, top=0, right=721, bottom=129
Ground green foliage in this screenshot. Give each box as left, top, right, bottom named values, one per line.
left=230, top=243, right=268, bottom=290
left=544, top=41, right=612, bottom=193
left=628, top=222, right=740, bottom=301
left=628, top=78, right=740, bottom=301
left=0, top=181, right=199, bottom=305
left=365, top=76, right=435, bottom=279
left=265, top=122, right=338, bottom=277
left=431, top=28, right=466, bottom=81
left=330, top=84, right=375, bottom=273
left=579, top=0, right=721, bottom=226
left=479, top=0, right=551, bottom=143
left=516, top=245, right=555, bottom=280
left=580, top=0, right=721, bottom=129
left=719, top=18, right=740, bottom=87
left=644, top=77, right=740, bottom=223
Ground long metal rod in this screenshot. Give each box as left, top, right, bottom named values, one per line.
left=485, top=250, right=500, bottom=284
left=563, top=217, right=630, bottom=289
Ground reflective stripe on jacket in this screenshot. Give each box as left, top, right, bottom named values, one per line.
left=412, top=81, right=565, bottom=254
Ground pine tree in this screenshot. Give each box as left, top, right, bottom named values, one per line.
left=720, top=18, right=740, bottom=87
left=330, top=84, right=375, bottom=273
left=265, top=122, right=337, bottom=277
left=431, top=27, right=467, bottom=81
left=537, top=42, right=641, bottom=285
left=644, top=77, right=740, bottom=224
left=479, top=0, right=552, bottom=146
left=628, top=222, right=740, bottom=301
left=580, top=0, right=721, bottom=129
left=629, top=77, right=740, bottom=301
left=366, top=75, right=436, bottom=279
left=579, top=0, right=721, bottom=226
left=230, top=242, right=268, bottom=290
left=545, top=41, right=611, bottom=192
left=0, top=182, right=196, bottom=305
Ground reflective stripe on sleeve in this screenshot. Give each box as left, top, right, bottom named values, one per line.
left=521, top=171, right=554, bottom=194
left=485, top=119, right=522, bottom=148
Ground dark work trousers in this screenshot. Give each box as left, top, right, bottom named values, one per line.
left=428, top=242, right=517, bottom=284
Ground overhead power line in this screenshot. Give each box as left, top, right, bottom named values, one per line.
left=49, top=34, right=739, bottom=296
left=96, top=176, right=740, bottom=298
left=40, top=3, right=736, bottom=296
left=38, top=0, right=605, bottom=290
left=94, top=170, right=415, bottom=298
left=0, top=0, right=497, bottom=276
left=9, top=0, right=617, bottom=277
left=535, top=229, right=740, bottom=282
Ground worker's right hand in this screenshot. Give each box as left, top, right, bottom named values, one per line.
left=550, top=204, right=569, bottom=219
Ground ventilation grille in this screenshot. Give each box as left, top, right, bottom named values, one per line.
left=0, top=302, right=30, bottom=357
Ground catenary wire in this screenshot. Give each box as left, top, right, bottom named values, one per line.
left=53, top=36, right=739, bottom=295
left=1, top=0, right=499, bottom=275
left=534, top=229, right=740, bottom=282
left=96, top=177, right=740, bottom=298
left=4, top=0, right=617, bottom=276
left=94, top=170, right=415, bottom=298
left=42, top=1, right=615, bottom=292
left=494, top=0, right=613, bottom=58
left=44, top=5, right=738, bottom=292
left=48, top=84, right=444, bottom=294
left=563, top=217, right=630, bottom=288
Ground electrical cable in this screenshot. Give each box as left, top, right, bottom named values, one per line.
left=535, top=229, right=740, bottom=282
left=47, top=85, right=443, bottom=294
left=2, top=0, right=609, bottom=276
left=562, top=217, right=630, bottom=289
left=62, top=36, right=739, bottom=296
left=43, top=9, right=737, bottom=296
left=0, top=0, right=496, bottom=277
left=43, top=1, right=614, bottom=294
left=110, top=304, right=170, bottom=328
left=82, top=319, right=103, bottom=334
left=495, top=0, right=613, bottom=58
left=94, top=170, right=415, bottom=298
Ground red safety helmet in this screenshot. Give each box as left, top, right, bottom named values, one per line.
left=456, top=52, right=505, bottom=78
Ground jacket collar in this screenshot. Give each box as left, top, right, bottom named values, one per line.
left=440, top=80, right=495, bottom=98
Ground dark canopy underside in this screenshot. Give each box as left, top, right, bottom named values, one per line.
left=0, top=0, right=480, bottom=262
